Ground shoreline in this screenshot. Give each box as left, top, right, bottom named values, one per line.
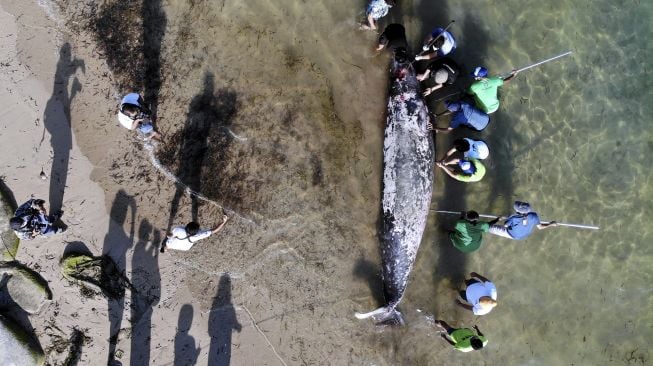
left=0, top=1, right=277, bottom=364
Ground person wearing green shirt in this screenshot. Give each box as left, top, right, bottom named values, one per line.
left=448, top=211, right=499, bottom=253
left=436, top=158, right=486, bottom=183
left=435, top=320, right=488, bottom=352
left=467, top=66, right=518, bottom=114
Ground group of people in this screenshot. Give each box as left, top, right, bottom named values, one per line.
left=9, top=93, right=230, bottom=253
left=364, top=1, right=562, bottom=353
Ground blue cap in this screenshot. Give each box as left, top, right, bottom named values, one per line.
left=458, top=160, right=476, bottom=175
left=121, top=93, right=142, bottom=108
left=472, top=66, right=488, bottom=78
left=445, top=101, right=461, bottom=112
left=514, top=201, right=532, bottom=214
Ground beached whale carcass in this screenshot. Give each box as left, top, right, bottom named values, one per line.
left=356, top=53, right=434, bottom=324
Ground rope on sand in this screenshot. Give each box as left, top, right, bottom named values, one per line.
left=241, top=305, right=288, bottom=366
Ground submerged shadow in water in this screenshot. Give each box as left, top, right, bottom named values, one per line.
left=208, top=274, right=242, bottom=366
left=174, top=304, right=200, bottom=366
left=163, top=73, right=238, bottom=228
left=428, top=5, right=489, bottom=316
left=44, top=43, right=84, bottom=214
left=353, top=258, right=385, bottom=307
left=101, top=190, right=136, bottom=365
left=129, top=219, right=161, bottom=366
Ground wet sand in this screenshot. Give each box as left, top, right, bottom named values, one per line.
left=1, top=0, right=651, bottom=365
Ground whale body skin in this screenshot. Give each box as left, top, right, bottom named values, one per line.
left=356, top=59, right=434, bottom=324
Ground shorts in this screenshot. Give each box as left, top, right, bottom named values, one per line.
left=138, top=122, right=154, bottom=134
left=488, top=224, right=514, bottom=239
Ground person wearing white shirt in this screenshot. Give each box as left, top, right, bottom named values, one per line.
left=161, top=215, right=228, bottom=252
left=456, top=272, right=497, bottom=315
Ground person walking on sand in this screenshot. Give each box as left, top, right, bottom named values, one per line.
left=161, top=215, right=229, bottom=252
left=361, top=0, right=396, bottom=31
left=487, top=201, right=557, bottom=240
left=448, top=211, right=499, bottom=253
left=9, top=198, right=64, bottom=240
left=456, top=272, right=497, bottom=315
left=434, top=320, right=487, bottom=352
left=436, top=158, right=486, bottom=183
left=467, top=66, right=518, bottom=114
left=117, top=92, right=162, bottom=141
left=429, top=100, right=490, bottom=133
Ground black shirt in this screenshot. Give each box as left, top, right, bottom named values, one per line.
left=427, top=57, right=460, bottom=84
left=379, top=24, right=408, bottom=51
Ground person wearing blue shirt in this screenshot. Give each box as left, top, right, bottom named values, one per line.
left=429, top=101, right=490, bottom=133
left=414, top=27, right=456, bottom=61
left=488, top=201, right=557, bottom=240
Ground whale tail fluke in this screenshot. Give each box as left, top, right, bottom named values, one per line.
left=355, top=306, right=405, bottom=325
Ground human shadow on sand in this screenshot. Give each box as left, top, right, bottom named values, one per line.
left=174, top=304, right=200, bottom=366
left=101, top=190, right=136, bottom=365
left=161, top=73, right=238, bottom=229
left=129, top=219, right=161, bottom=366
left=208, top=274, right=241, bottom=366
left=43, top=43, right=84, bottom=214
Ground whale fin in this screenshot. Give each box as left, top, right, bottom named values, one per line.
left=355, top=307, right=405, bottom=325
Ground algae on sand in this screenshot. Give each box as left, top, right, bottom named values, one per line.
left=60, top=252, right=132, bottom=299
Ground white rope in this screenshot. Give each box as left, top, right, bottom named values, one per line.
left=240, top=305, right=288, bottom=366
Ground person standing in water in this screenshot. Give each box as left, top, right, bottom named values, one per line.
left=487, top=201, right=557, bottom=240
left=414, top=26, right=457, bottom=61
left=417, top=57, right=460, bottom=97
left=448, top=211, right=498, bottom=253
left=429, top=101, right=490, bottom=133
left=434, top=320, right=488, bottom=352
left=361, top=0, right=396, bottom=31
left=467, top=66, right=518, bottom=114
left=439, top=138, right=490, bottom=163
left=437, top=158, right=486, bottom=183
left=161, top=215, right=229, bottom=252
left=456, top=272, right=498, bottom=315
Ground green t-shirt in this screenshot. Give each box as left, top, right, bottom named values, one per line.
left=450, top=328, right=488, bottom=352
left=453, top=159, right=486, bottom=182
left=468, top=77, right=504, bottom=113
left=449, top=220, right=490, bottom=253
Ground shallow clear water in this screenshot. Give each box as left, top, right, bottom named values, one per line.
left=68, top=0, right=652, bottom=363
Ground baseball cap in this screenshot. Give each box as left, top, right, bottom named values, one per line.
left=434, top=69, right=448, bottom=84
left=458, top=160, right=476, bottom=175
left=472, top=66, right=488, bottom=78
left=463, top=138, right=489, bottom=160
left=514, top=201, right=532, bottom=214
